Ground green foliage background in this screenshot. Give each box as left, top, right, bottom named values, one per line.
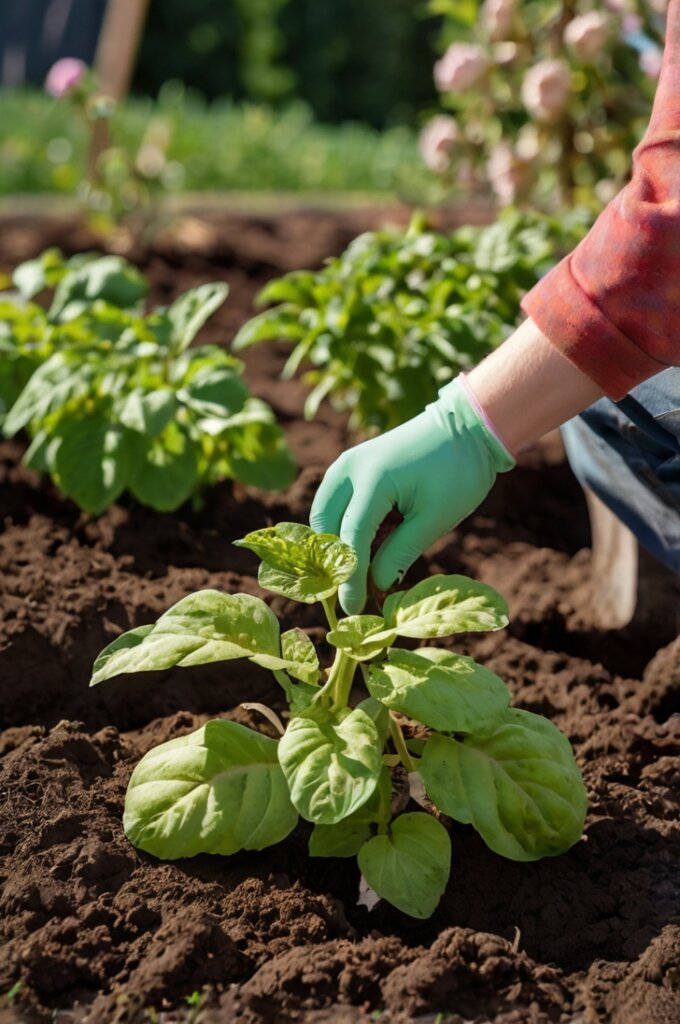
left=134, top=0, right=438, bottom=127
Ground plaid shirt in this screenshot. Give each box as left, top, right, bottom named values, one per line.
left=522, top=1, right=680, bottom=399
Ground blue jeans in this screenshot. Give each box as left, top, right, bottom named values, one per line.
left=562, top=368, right=680, bottom=574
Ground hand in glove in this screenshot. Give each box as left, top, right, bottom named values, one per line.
left=310, top=375, right=515, bottom=614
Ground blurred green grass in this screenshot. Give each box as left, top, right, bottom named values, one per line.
left=0, top=85, right=431, bottom=197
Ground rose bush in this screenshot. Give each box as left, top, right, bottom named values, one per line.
left=434, top=42, right=492, bottom=91
left=521, top=60, right=571, bottom=122
left=423, top=0, right=668, bottom=209
left=419, top=115, right=460, bottom=171
left=563, top=11, right=611, bottom=60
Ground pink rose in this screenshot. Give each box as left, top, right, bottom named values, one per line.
left=564, top=12, right=610, bottom=61
left=419, top=116, right=459, bottom=173
left=487, top=142, right=529, bottom=206
left=434, top=43, right=491, bottom=92
left=521, top=60, right=571, bottom=122
left=640, top=47, right=663, bottom=77
left=45, top=57, right=87, bottom=98
left=481, top=0, right=516, bottom=42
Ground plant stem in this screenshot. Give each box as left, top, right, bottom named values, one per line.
left=389, top=714, right=416, bottom=773
left=321, top=595, right=338, bottom=630
left=331, top=652, right=356, bottom=712
left=317, top=648, right=356, bottom=711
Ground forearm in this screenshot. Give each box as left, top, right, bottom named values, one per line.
left=466, top=316, right=603, bottom=454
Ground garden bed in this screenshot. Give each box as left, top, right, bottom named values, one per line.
left=0, top=209, right=678, bottom=1024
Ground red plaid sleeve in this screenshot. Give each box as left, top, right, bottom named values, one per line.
left=521, top=1, right=680, bottom=399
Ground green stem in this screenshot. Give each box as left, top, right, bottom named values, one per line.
left=331, top=652, right=356, bottom=712
left=316, top=648, right=356, bottom=711
left=389, top=714, right=416, bottom=773
left=321, top=595, right=338, bottom=630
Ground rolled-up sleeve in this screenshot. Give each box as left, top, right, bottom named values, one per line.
left=521, top=1, right=680, bottom=399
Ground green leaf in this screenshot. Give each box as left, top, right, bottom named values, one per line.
left=278, top=705, right=383, bottom=824
left=232, top=305, right=306, bottom=351
left=90, top=589, right=281, bottom=685
left=234, top=522, right=357, bottom=603
left=53, top=415, right=130, bottom=515
left=277, top=676, right=320, bottom=716
left=309, top=814, right=373, bottom=858
left=256, top=272, right=316, bottom=307
left=358, top=812, right=451, bottom=919
left=3, top=353, right=94, bottom=435
left=419, top=708, right=588, bottom=861
left=308, top=764, right=392, bottom=858
left=166, top=283, right=229, bottom=354
left=118, top=389, right=178, bottom=437
left=124, top=719, right=298, bottom=858
left=304, top=374, right=337, bottom=420
left=427, top=0, right=477, bottom=32
left=128, top=422, right=199, bottom=512
left=12, top=248, right=65, bottom=299
left=366, top=648, right=509, bottom=735
left=177, top=366, right=248, bottom=418
left=280, top=628, right=320, bottom=685
left=226, top=420, right=296, bottom=491
left=355, top=697, right=391, bottom=747
left=383, top=575, right=508, bottom=639
left=474, top=219, right=520, bottom=274
left=327, top=615, right=396, bottom=662
left=251, top=627, right=321, bottom=700
left=49, top=255, right=149, bottom=320
left=22, top=428, right=51, bottom=471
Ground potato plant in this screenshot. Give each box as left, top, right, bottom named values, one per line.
left=1, top=249, right=295, bottom=513
left=233, top=209, right=589, bottom=432
left=91, top=523, right=588, bottom=919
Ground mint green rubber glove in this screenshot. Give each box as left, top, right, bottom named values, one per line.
left=310, top=376, right=515, bottom=615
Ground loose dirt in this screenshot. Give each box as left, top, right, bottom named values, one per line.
left=0, top=209, right=678, bottom=1024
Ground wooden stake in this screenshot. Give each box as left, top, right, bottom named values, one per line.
left=94, top=0, right=150, bottom=101
left=585, top=486, right=638, bottom=629
left=88, top=0, right=150, bottom=181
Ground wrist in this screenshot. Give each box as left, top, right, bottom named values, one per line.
left=457, top=373, right=517, bottom=459
left=435, top=376, right=516, bottom=474
left=466, top=317, right=603, bottom=452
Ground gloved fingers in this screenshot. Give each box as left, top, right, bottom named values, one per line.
left=338, top=485, right=394, bottom=616
left=371, top=511, right=447, bottom=592
left=309, top=460, right=353, bottom=536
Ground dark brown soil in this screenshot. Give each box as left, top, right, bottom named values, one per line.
left=0, top=209, right=678, bottom=1024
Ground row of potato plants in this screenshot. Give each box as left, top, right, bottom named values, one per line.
left=1, top=209, right=585, bottom=511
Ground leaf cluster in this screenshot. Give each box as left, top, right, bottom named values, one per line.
left=233, top=209, right=588, bottom=433
left=91, top=523, right=588, bottom=919
left=1, top=249, right=295, bottom=513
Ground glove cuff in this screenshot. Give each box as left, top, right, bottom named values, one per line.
left=435, top=376, right=516, bottom=474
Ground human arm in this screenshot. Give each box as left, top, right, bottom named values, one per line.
left=310, top=316, right=602, bottom=615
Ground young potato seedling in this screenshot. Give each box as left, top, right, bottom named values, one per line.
left=1, top=249, right=294, bottom=513
left=232, top=209, right=589, bottom=433
left=90, top=522, right=588, bottom=919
